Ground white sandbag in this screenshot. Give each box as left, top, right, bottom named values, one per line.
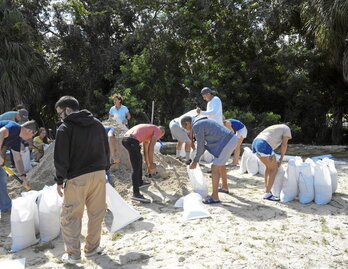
left=154, top=142, right=162, bottom=153
left=202, top=150, right=214, bottom=163
left=240, top=147, right=251, bottom=173
left=314, top=161, right=332, bottom=205
left=271, top=166, right=285, bottom=197
left=187, top=165, right=208, bottom=198
left=275, top=154, right=300, bottom=162
left=257, top=158, right=266, bottom=176
left=39, top=185, right=63, bottom=242
left=311, top=154, right=333, bottom=161
left=322, top=158, right=337, bottom=193
left=298, top=163, right=314, bottom=204
left=280, top=159, right=299, bottom=202
left=305, top=158, right=317, bottom=175
left=246, top=153, right=259, bottom=175
left=21, top=190, right=42, bottom=235
left=105, top=183, right=141, bottom=232
left=20, top=147, right=32, bottom=173
left=174, top=197, right=184, bottom=208
left=11, top=196, right=39, bottom=252
left=0, top=258, right=25, bottom=269
left=183, top=193, right=211, bottom=220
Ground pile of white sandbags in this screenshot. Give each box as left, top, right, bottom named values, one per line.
left=240, top=147, right=263, bottom=175
left=11, top=185, right=63, bottom=252
left=279, top=157, right=337, bottom=204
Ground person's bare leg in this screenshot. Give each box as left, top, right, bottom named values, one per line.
left=232, top=137, right=244, bottom=165
left=220, top=165, right=228, bottom=191
left=259, top=155, right=278, bottom=193
left=211, top=165, right=221, bottom=200
left=184, top=141, right=191, bottom=161
left=176, top=141, right=183, bottom=158
left=108, top=135, right=120, bottom=164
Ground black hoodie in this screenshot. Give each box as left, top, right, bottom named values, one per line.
left=54, top=110, right=109, bottom=185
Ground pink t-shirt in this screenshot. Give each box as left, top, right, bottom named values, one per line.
left=126, top=124, right=163, bottom=143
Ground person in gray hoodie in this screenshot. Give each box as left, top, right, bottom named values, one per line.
left=181, top=116, right=238, bottom=204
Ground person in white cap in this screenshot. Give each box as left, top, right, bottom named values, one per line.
left=196, top=87, right=223, bottom=126
left=0, top=109, right=29, bottom=124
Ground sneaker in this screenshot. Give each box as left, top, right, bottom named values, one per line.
left=61, top=253, right=81, bottom=264
left=132, top=194, right=151, bottom=203
left=85, top=246, right=105, bottom=258
left=139, top=180, right=151, bottom=189
left=263, top=192, right=272, bottom=199
left=266, top=195, right=280, bottom=201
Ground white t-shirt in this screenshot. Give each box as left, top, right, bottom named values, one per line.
left=200, top=96, right=223, bottom=126
left=256, top=124, right=292, bottom=149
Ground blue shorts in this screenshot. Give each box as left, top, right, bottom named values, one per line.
left=252, top=138, right=274, bottom=156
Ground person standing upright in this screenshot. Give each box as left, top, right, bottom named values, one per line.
left=54, top=96, right=110, bottom=264
left=109, top=93, right=131, bottom=128
left=196, top=87, right=224, bottom=126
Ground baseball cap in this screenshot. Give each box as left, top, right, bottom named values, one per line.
left=200, top=87, right=213, bottom=95
left=18, top=109, right=29, bottom=122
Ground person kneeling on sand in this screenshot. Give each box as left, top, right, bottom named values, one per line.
left=169, top=111, right=196, bottom=165
left=224, top=118, right=248, bottom=166
left=122, top=124, right=165, bottom=203
left=252, top=123, right=292, bottom=201
left=181, top=116, right=237, bottom=204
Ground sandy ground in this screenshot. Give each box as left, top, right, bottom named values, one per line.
left=0, top=153, right=347, bottom=269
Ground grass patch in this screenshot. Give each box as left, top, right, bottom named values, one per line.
left=249, top=227, right=257, bottom=231
left=345, top=249, right=348, bottom=254
left=321, top=223, right=330, bottom=233
left=111, top=232, right=123, bottom=241
left=321, top=237, right=330, bottom=245
left=223, top=247, right=230, bottom=252
left=334, top=226, right=340, bottom=231
left=252, top=236, right=263, bottom=240
left=319, top=217, right=327, bottom=224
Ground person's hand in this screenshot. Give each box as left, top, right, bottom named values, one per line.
left=109, top=114, right=114, bottom=118
left=196, top=107, right=201, bottom=114
left=148, top=163, right=157, bottom=174
left=111, top=158, right=121, bottom=164
left=21, top=176, right=29, bottom=188
left=189, top=161, right=197, bottom=169
left=57, top=184, right=64, bottom=197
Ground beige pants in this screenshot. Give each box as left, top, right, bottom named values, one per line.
left=61, top=170, right=106, bottom=258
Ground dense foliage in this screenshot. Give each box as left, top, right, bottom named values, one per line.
left=1, top=0, right=347, bottom=144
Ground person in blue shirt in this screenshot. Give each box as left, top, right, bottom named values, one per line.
left=224, top=119, right=248, bottom=166
left=0, top=120, right=38, bottom=212
left=108, top=93, right=131, bottom=128
left=181, top=116, right=238, bottom=204
left=0, top=109, right=29, bottom=124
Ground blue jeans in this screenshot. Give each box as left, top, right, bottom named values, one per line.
left=0, top=166, right=12, bottom=211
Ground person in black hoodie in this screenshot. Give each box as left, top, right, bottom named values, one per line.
left=54, top=96, right=109, bottom=264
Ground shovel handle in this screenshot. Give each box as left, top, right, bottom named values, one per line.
left=2, top=165, right=31, bottom=190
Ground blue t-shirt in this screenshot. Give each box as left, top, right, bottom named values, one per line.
left=104, top=126, right=115, bottom=135
left=0, top=120, right=21, bottom=151
left=0, top=111, right=17, bottom=121
left=228, top=119, right=245, bottom=131
left=109, top=105, right=129, bottom=122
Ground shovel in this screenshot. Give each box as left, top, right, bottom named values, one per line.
left=2, top=165, right=31, bottom=190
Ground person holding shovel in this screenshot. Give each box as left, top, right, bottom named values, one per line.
left=0, top=120, right=38, bottom=212
left=181, top=116, right=237, bottom=204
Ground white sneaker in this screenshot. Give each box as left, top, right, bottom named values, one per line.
left=61, top=253, right=81, bottom=264
left=263, top=192, right=272, bottom=199
left=85, top=246, right=105, bottom=258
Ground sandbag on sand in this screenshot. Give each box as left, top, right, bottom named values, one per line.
left=240, top=147, right=251, bottom=173
left=187, top=165, right=208, bottom=198
left=271, top=166, right=285, bottom=197
left=280, top=158, right=301, bottom=202
left=246, top=153, right=259, bottom=176
left=314, top=160, right=332, bottom=205
left=298, top=163, right=314, bottom=204
left=39, top=185, right=63, bottom=242
left=322, top=158, right=338, bottom=193
left=11, top=196, right=39, bottom=252
left=21, top=190, right=42, bottom=235
left=106, top=183, right=141, bottom=232
left=183, top=193, right=211, bottom=220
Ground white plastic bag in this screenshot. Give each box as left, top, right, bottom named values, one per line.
left=21, top=190, right=42, bottom=235
left=246, top=153, right=259, bottom=175
left=187, top=165, right=208, bottom=198
left=183, top=193, right=211, bottom=220
left=20, top=147, right=32, bottom=173
left=314, top=160, right=332, bottom=205
left=280, top=159, right=299, bottom=202
left=271, top=166, right=285, bottom=197
left=322, top=158, right=337, bottom=193
left=240, top=147, right=251, bottom=173
left=298, top=163, right=314, bottom=204
left=105, top=183, right=141, bottom=232
left=11, top=196, right=39, bottom=252
left=39, top=185, right=63, bottom=242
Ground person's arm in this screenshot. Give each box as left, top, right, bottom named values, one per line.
left=12, top=150, right=28, bottom=186
left=0, top=127, right=9, bottom=165
left=54, top=125, right=71, bottom=196
left=192, top=126, right=205, bottom=164
left=126, top=112, right=131, bottom=121
left=278, top=136, right=291, bottom=164
left=189, top=132, right=195, bottom=150
left=199, top=98, right=220, bottom=117
left=143, top=141, right=150, bottom=167
left=33, top=138, right=44, bottom=149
